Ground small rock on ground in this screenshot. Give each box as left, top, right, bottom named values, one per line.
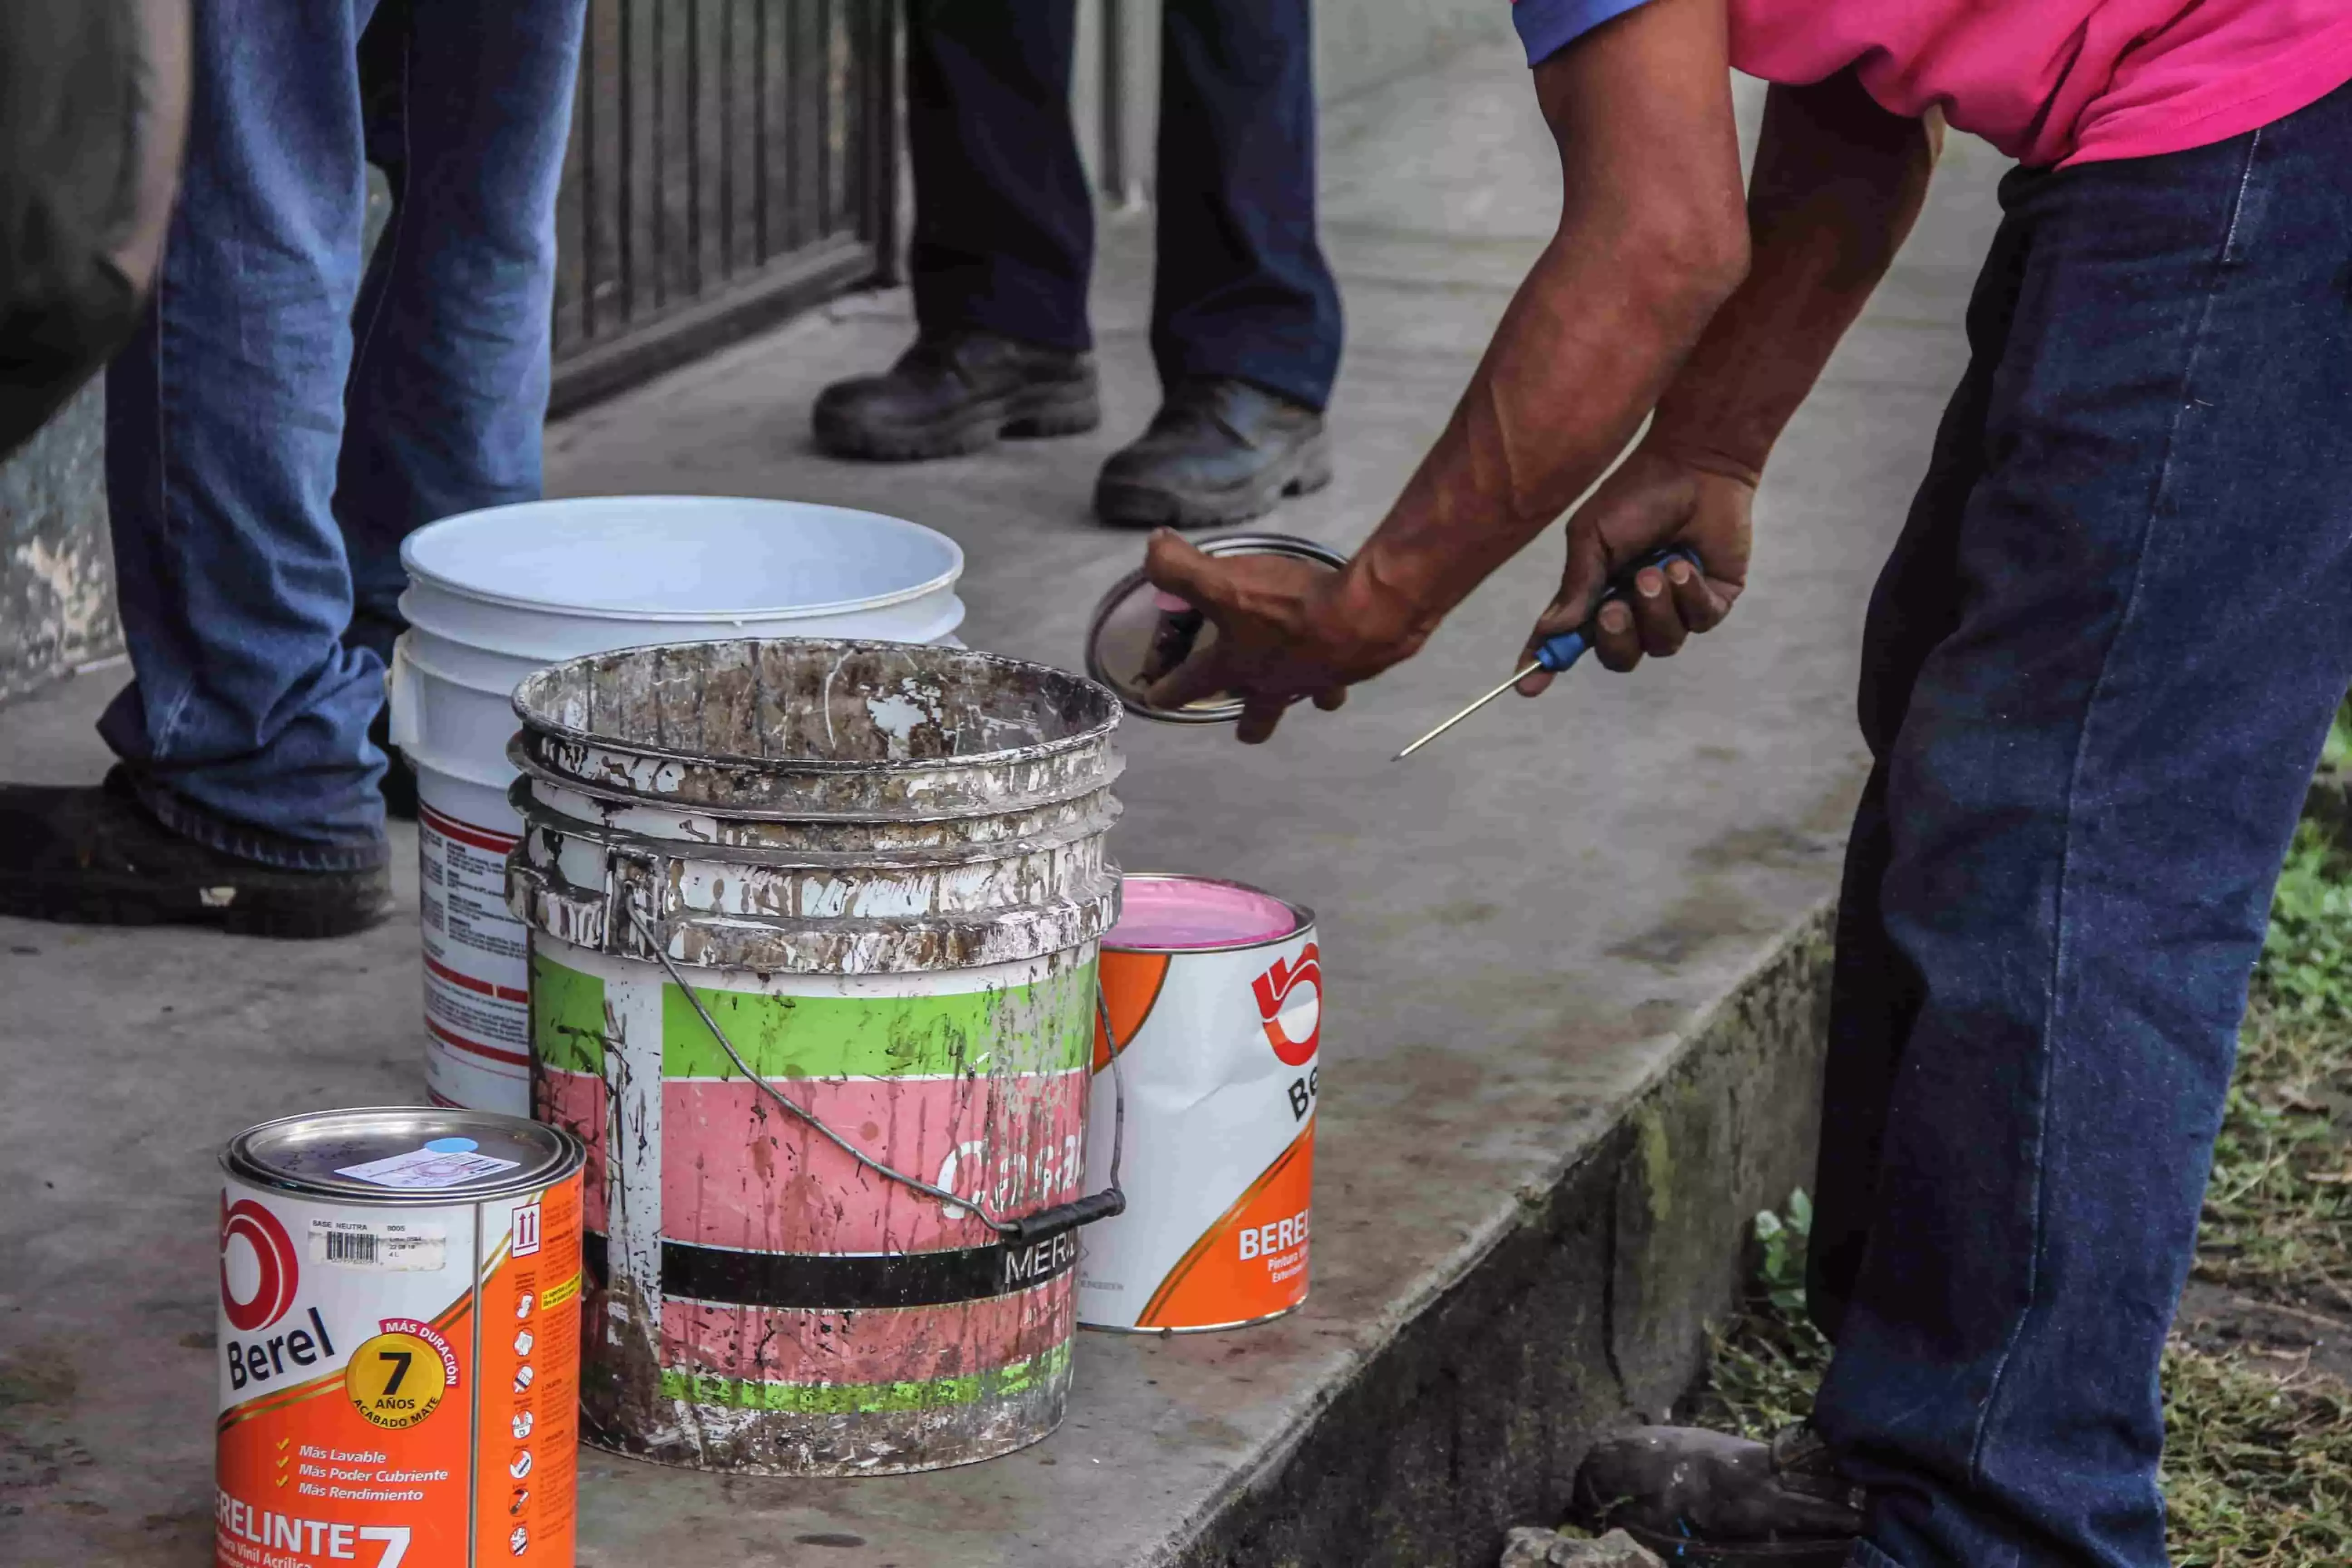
left=1499, top=1525, right=1664, bottom=1568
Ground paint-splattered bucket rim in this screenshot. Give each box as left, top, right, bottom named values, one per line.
left=509, top=637, right=1123, bottom=777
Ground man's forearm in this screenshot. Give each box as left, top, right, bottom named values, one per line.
left=1650, top=73, right=1940, bottom=482
left=1333, top=0, right=1751, bottom=649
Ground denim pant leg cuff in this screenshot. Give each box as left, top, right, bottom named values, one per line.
left=1846, top=1542, right=1905, bottom=1568
left=132, top=775, right=391, bottom=873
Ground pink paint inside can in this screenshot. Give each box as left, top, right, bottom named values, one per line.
left=1110, top=874, right=1301, bottom=951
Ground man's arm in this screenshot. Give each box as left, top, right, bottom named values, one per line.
left=1527, top=68, right=1940, bottom=680
left=1145, top=7, right=1937, bottom=741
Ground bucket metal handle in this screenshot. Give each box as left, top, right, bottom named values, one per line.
left=623, top=897, right=1127, bottom=1245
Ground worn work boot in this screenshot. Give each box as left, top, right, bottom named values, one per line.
left=1093, top=377, right=1332, bottom=529
left=0, top=769, right=394, bottom=939
left=1572, top=1423, right=1865, bottom=1566
left=811, top=330, right=1100, bottom=461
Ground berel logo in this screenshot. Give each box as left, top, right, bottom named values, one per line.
left=220, top=1196, right=299, bottom=1332
left=1251, top=944, right=1322, bottom=1068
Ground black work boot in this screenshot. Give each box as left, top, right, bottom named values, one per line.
left=1093, top=377, right=1331, bottom=529
left=0, top=769, right=394, bottom=940
left=1572, top=1423, right=1865, bottom=1566
left=811, top=330, right=1100, bottom=461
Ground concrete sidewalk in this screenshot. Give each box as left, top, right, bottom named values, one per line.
left=0, top=47, right=2006, bottom=1568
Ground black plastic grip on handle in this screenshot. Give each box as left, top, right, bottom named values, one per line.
left=1001, top=1190, right=1128, bottom=1246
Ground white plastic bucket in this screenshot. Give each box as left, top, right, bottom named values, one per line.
left=388, top=495, right=969, bottom=1117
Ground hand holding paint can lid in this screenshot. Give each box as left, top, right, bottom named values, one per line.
left=1085, top=532, right=1349, bottom=724
left=1080, top=873, right=1321, bottom=1332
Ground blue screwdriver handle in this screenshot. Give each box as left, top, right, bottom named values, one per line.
left=1531, top=545, right=1705, bottom=673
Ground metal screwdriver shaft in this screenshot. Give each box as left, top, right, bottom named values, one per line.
left=1395, top=661, right=1545, bottom=759
left=1392, top=544, right=1704, bottom=762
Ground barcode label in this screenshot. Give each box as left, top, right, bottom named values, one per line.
left=327, top=1231, right=379, bottom=1264
left=308, top=1220, right=447, bottom=1272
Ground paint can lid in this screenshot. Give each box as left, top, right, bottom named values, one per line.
left=1110, top=872, right=1313, bottom=951
left=1083, top=532, right=1351, bottom=724
left=223, top=1107, right=585, bottom=1204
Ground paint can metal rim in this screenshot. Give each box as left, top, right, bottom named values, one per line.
left=1084, top=532, right=1351, bottom=724
left=223, top=1106, right=585, bottom=1205
left=1106, top=871, right=1316, bottom=956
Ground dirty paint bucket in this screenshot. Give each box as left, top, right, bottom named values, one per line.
left=1079, top=874, right=1319, bottom=1332
left=503, top=638, right=1125, bottom=1474
left=215, top=1107, right=586, bottom=1568
left=1084, top=532, right=1349, bottom=723
left=388, top=495, right=967, bottom=1117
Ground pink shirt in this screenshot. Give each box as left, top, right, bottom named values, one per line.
left=1511, top=0, right=2352, bottom=167
left=1732, top=0, right=2352, bottom=167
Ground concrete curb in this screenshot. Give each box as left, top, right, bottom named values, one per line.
left=1169, top=902, right=1838, bottom=1567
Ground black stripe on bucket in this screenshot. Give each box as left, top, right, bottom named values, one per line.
left=584, top=1229, right=1078, bottom=1310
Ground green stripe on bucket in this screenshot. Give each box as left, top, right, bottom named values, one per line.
left=533, top=952, right=608, bottom=1073
left=661, top=968, right=1093, bottom=1080
left=662, top=1341, right=1071, bottom=1414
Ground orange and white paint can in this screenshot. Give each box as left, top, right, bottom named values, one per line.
left=214, top=1108, right=586, bottom=1568
left=1079, top=873, right=1319, bottom=1332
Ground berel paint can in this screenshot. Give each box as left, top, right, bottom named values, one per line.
left=1078, top=874, right=1320, bottom=1331
left=1084, top=532, right=1350, bottom=724
left=215, top=1108, right=586, bottom=1568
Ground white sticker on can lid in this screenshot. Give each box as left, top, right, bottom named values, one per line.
left=308, top=1218, right=448, bottom=1272
left=335, top=1137, right=520, bottom=1190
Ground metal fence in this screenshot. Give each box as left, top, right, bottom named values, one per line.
left=549, top=0, right=898, bottom=415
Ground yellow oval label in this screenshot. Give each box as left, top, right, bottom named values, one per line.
left=345, top=1330, right=450, bottom=1430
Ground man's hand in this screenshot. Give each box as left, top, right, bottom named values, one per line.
left=1139, top=531, right=1424, bottom=744
left=1518, top=442, right=1751, bottom=693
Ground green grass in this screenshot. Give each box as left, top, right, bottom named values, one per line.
left=1690, top=818, right=2352, bottom=1561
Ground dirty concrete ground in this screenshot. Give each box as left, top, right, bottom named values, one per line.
left=0, top=46, right=2008, bottom=1568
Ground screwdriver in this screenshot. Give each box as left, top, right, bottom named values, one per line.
left=1394, top=545, right=1704, bottom=760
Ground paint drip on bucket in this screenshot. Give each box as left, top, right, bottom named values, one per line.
left=1080, top=873, right=1320, bottom=1332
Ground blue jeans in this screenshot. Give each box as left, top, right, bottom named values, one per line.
left=1809, top=80, right=2352, bottom=1566
left=905, top=0, right=1343, bottom=411
left=101, top=0, right=584, bottom=870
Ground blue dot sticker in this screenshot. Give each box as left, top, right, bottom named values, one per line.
left=425, top=1137, right=479, bottom=1154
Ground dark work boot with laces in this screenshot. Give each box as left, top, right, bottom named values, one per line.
left=811, top=330, right=1100, bottom=461
left=1093, top=377, right=1331, bottom=530
left=0, top=768, right=394, bottom=940
left=1572, top=1423, right=1866, bottom=1566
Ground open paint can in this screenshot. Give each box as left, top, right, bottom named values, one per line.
left=1079, top=873, right=1320, bottom=1332
left=1084, top=532, right=1349, bottom=723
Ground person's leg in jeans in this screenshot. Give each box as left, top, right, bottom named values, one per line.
left=337, top=0, right=585, bottom=671
left=1811, top=85, right=2352, bottom=1565
left=0, top=0, right=583, bottom=937
left=811, top=2, right=1102, bottom=463
left=100, top=0, right=387, bottom=872
left=1092, top=0, right=1342, bottom=529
